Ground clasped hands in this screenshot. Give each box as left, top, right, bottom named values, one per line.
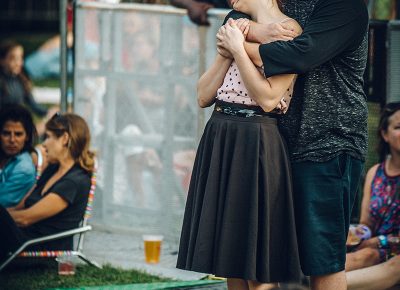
left=216, top=18, right=293, bottom=113
left=216, top=18, right=249, bottom=59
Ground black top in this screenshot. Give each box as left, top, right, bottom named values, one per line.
left=201, top=0, right=229, bottom=9
left=0, top=71, right=47, bottom=116
left=23, top=163, right=91, bottom=249
left=226, top=0, right=369, bottom=162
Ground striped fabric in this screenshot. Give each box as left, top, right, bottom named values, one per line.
left=19, top=251, right=73, bottom=257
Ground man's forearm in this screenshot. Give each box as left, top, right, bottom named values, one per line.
left=243, top=42, right=263, bottom=68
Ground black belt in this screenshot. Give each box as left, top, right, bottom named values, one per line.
left=214, top=101, right=274, bottom=118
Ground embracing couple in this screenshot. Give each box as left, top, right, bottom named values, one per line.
left=176, top=0, right=369, bottom=289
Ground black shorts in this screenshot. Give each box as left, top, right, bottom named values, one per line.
left=291, top=153, right=364, bottom=276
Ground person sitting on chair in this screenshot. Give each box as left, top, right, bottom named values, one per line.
left=346, top=102, right=400, bottom=272
left=0, top=113, right=94, bottom=263
left=0, top=105, right=38, bottom=208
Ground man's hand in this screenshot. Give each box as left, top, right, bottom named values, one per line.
left=249, top=20, right=299, bottom=43
left=233, top=18, right=250, bottom=39
left=187, top=1, right=213, bottom=25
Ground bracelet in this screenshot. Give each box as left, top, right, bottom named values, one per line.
left=378, top=235, right=388, bottom=249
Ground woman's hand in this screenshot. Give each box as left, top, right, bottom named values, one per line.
left=275, top=97, right=288, bottom=114
left=217, top=18, right=249, bottom=59
left=216, top=19, right=247, bottom=57
left=357, top=237, right=380, bottom=250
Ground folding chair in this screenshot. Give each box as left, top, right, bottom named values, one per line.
left=0, top=160, right=101, bottom=271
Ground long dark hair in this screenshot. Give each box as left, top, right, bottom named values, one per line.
left=0, top=104, right=38, bottom=157
left=46, top=113, right=95, bottom=173
left=0, top=40, right=32, bottom=96
left=377, top=102, right=400, bottom=162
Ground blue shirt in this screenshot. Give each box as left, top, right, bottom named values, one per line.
left=0, top=151, right=36, bottom=207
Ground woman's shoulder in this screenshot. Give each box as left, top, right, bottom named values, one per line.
left=13, top=151, right=36, bottom=173
left=281, top=18, right=303, bottom=35
left=366, top=163, right=382, bottom=180
left=64, top=164, right=91, bottom=184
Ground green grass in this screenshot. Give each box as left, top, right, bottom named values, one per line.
left=34, top=78, right=61, bottom=88
left=0, top=262, right=170, bottom=290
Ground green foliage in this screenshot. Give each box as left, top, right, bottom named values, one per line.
left=0, top=262, right=169, bottom=290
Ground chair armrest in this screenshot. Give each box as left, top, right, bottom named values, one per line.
left=18, top=226, right=92, bottom=254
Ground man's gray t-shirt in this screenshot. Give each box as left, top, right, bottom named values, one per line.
left=227, top=0, right=369, bottom=162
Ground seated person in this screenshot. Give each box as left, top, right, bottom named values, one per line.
left=0, top=40, right=47, bottom=116
left=346, top=102, right=400, bottom=272
left=0, top=113, right=94, bottom=263
left=0, top=105, right=37, bottom=207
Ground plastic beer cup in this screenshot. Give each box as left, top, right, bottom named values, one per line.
left=56, top=256, right=76, bottom=275
left=142, top=235, right=163, bottom=264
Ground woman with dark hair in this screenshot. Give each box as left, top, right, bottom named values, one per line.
left=345, top=102, right=400, bottom=271
left=0, top=105, right=38, bottom=207
left=0, top=113, right=95, bottom=263
left=0, top=40, right=47, bottom=116
left=177, top=0, right=302, bottom=289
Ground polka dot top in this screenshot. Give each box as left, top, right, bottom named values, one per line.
left=216, top=61, right=295, bottom=113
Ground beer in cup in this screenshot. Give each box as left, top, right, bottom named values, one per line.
left=143, top=235, right=163, bottom=264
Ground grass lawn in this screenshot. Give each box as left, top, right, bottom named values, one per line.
left=0, top=262, right=170, bottom=290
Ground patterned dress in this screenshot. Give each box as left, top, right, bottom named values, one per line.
left=369, top=161, right=400, bottom=236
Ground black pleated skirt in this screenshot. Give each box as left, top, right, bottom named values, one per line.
left=176, top=105, right=301, bottom=283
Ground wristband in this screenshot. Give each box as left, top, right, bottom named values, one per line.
left=378, top=235, right=388, bottom=249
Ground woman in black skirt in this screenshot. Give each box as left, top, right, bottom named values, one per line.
left=176, top=0, right=303, bottom=289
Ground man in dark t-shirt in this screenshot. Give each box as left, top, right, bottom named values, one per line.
left=220, top=0, right=369, bottom=289
left=170, top=0, right=230, bottom=25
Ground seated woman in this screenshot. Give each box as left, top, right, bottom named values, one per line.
left=0, top=105, right=37, bottom=207
left=346, top=102, right=400, bottom=272
left=0, top=113, right=95, bottom=263
left=0, top=40, right=48, bottom=116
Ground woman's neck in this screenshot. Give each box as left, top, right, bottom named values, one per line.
left=386, top=153, right=400, bottom=175
left=57, top=157, right=75, bottom=174
left=251, top=0, right=286, bottom=24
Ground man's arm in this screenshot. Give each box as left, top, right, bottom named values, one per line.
left=217, top=20, right=296, bottom=112
left=171, top=0, right=213, bottom=25
left=224, top=10, right=297, bottom=43
left=257, top=0, right=369, bottom=77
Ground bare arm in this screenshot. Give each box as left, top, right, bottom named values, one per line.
left=243, top=41, right=263, bottom=68
left=7, top=193, right=68, bottom=227
left=242, top=19, right=302, bottom=71
left=197, top=54, right=232, bottom=108
left=359, top=164, right=379, bottom=227
left=223, top=11, right=298, bottom=43
left=170, top=0, right=213, bottom=25
left=218, top=20, right=296, bottom=112
left=247, top=19, right=299, bottom=44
